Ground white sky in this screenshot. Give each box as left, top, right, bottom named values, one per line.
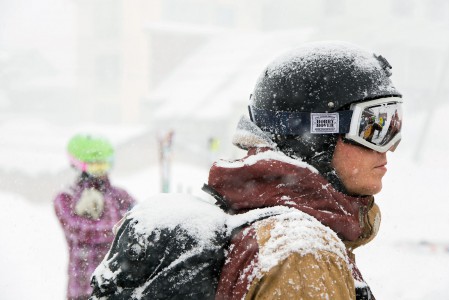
left=0, top=1, right=449, bottom=299
left=0, top=0, right=77, bottom=75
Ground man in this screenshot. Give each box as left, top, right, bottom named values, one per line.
left=208, top=41, right=403, bottom=299
left=54, top=134, right=136, bottom=300
left=363, top=116, right=383, bottom=143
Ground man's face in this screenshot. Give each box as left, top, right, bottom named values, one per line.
left=332, top=138, right=388, bottom=196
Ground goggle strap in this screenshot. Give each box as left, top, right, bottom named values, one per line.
left=249, top=106, right=353, bottom=135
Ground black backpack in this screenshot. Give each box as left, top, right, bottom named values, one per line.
left=90, top=186, right=291, bottom=300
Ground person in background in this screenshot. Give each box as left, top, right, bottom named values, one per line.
left=54, top=134, right=136, bottom=300
left=208, top=136, right=221, bottom=163
left=207, top=41, right=403, bottom=299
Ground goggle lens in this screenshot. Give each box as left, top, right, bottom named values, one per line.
left=357, top=102, right=402, bottom=147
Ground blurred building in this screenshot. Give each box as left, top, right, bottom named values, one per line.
left=70, top=0, right=449, bottom=162
left=2, top=0, right=449, bottom=126
left=0, top=0, right=447, bottom=200
left=1, top=0, right=447, bottom=162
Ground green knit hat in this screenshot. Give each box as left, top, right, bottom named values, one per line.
left=67, top=134, right=114, bottom=175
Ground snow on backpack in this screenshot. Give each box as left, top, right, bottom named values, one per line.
left=90, top=188, right=293, bottom=300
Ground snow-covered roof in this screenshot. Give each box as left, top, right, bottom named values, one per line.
left=148, top=29, right=314, bottom=120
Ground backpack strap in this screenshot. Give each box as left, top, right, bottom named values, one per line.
left=229, top=206, right=295, bottom=229
left=202, top=183, right=296, bottom=229
left=202, top=183, right=234, bottom=213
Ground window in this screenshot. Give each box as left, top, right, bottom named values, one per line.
left=93, top=0, right=120, bottom=39
left=95, top=54, right=120, bottom=89
left=391, top=0, right=414, bottom=17
left=324, top=0, right=345, bottom=17
left=426, top=0, right=449, bottom=20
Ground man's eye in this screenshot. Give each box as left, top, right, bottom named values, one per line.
left=126, top=242, right=145, bottom=261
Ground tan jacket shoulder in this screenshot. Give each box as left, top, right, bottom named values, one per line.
left=245, top=213, right=356, bottom=300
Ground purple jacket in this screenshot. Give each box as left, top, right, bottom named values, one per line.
left=54, top=174, right=136, bottom=300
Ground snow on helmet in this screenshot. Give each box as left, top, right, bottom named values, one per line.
left=248, top=41, right=402, bottom=192
left=250, top=41, right=401, bottom=115
left=67, top=134, right=114, bottom=176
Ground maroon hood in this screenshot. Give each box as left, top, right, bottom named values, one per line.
left=208, top=148, right=373, bottom=242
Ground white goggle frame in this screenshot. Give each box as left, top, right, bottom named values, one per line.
left=345, top=97, right=403, bottom=153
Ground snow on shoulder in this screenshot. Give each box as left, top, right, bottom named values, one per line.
left=129, top=193, right=227, bottom=243
left=255, top=211, right=349, bottom=273
left=128, top=194, right=298, bottom=239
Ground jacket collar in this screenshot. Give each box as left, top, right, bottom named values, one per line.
left=208, top=148, right=374, bottom=242
left=76, top=172, right=111, bottom=192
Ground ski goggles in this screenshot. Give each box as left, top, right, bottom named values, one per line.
left=249, top=96, right=403, bottom=153
left=68, top=154, right=113, bottom=176
left=344, top=97, right=403, bottom=152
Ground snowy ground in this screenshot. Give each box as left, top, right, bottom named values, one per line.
left=1, top=104, right=449, bottom=299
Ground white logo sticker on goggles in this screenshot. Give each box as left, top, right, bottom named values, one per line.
left=311, top=113, right=339, bottom=134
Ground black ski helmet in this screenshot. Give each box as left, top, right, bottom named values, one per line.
left=249, top=41, right=402, bottom=192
